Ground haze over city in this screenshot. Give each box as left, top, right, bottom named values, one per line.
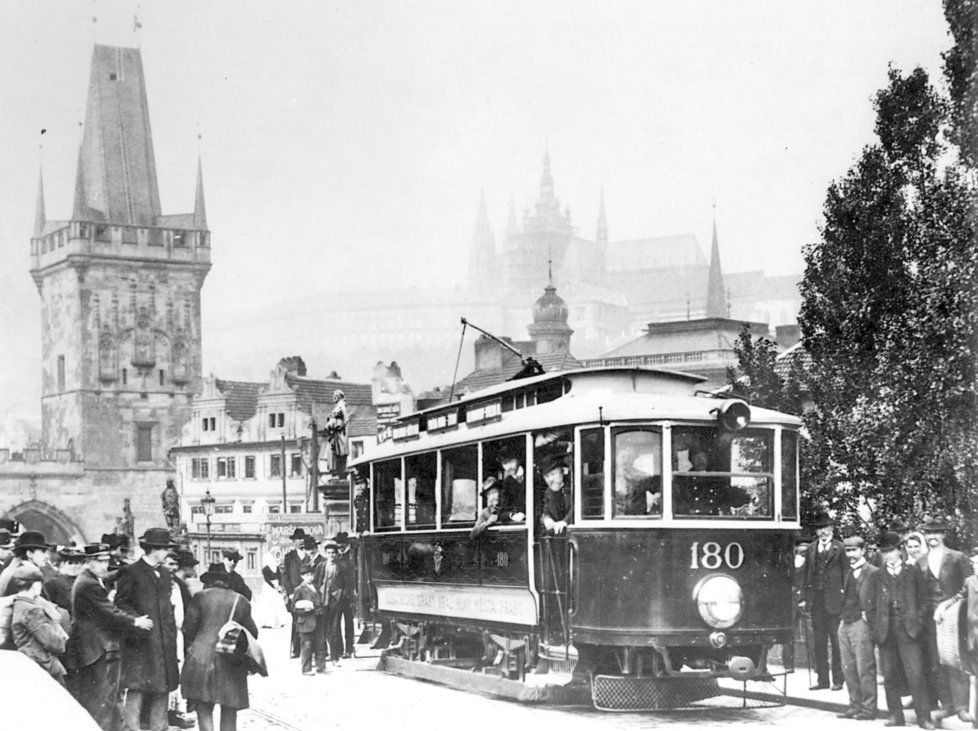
left=0, top=0, right=953, bottom=437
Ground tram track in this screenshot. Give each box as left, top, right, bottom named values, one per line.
left=245, top=705, right=306, bottom=730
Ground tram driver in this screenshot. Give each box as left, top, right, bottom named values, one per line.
left=673, top=446, right=750, bottom=517
left=539, top=453, right=573, bottom=535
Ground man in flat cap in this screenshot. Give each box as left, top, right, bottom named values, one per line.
left=315, top=539, right=351, bottom=668
left=73, top=543, right=153, bottom=731
left=836, top=536, right=879, bottom=720
left=221, top=547, right=252, bottom=600
left=917, top=516, right=974, bottom=724
left=115, top=528, right=179, bottom=731
left=802, top=510, right=847, bottom=691
left=539, top=453, right=572, bottom=535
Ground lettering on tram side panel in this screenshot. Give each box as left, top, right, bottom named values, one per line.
left=375, top=582, right=538, bottom=625
left=689, top=541, right=744, bottom=570
left=392, top=420, right=421, bottom=442
left=467, top=399, right=502, bottom=426
left=427, top=410, right=458, bottom=432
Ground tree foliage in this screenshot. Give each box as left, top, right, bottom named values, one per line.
left=797, top=2, right=978, bottom=544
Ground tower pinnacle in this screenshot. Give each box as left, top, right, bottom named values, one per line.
left=705, top=210, right=727, bottom=318
left=33, top=167, right=46, bottom=238
left=193, top=156, right=208, bottom=230
left=596, top=187, right=608, bottom=245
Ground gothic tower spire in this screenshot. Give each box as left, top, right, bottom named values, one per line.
left=705, top=209, right=727, bottom=318
left=468, top=190, right=496, bottom=293
left=596, top=187, right=608, bottom=245
left=33, top=167, right=46, bottom=238
left=193, top=156, right=208, bottom=230
left=72, top=145, right=88, bottom=220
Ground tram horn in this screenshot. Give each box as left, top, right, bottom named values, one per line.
left=714, top=399, right=751, bottom=432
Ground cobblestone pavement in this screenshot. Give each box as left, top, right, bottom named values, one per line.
left=229, top=627, right=947, bottom=731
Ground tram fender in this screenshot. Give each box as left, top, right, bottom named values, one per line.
left=728, top=655, right=756, bottom=681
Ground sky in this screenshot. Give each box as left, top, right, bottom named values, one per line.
left=0, top=0, right=954, bottom=434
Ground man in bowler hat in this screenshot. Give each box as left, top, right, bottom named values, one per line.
left=115, top=528, right=179, bottom=731
left=72, top=543, right=153, bottom=731
left=281, top=528, right=308, bottom=658
left=802, top=510, right=847, bottom=690
left=0, top=530, right=52, bottom=597
left=874, top=531, right=934, bottom=729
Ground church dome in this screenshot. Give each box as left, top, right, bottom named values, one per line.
left=533, top=283, right=569, bottom=324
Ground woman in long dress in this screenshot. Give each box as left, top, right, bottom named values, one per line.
left=254, top=554, right=288, bottom=629
left=181, top=567, right=259, bottom=731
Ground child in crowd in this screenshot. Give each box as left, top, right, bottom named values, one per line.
left=292, top=564, right=322, bottom=676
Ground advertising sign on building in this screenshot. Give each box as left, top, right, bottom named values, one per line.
left=265, top=515, right=326, bottom=562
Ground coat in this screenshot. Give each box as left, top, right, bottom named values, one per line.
left=114, top=558, right=179, bottom=693
left=281, top=549, right=303, bottom=600
left=963, top=575, right=978, bottom=655
left=315, top=560, right=351, bottom=609
left=291, top=582, right=322, bottom=633
left=226, top=570, right=252, bottom=601
left=803, top=539, right=848, bottom=615
left=873, top=563, right=929, bottom=643
left=917, top=547, right=973, bottom=608
left=11, top=595, right=67, bottom=680
left=180, top=587, right=258, bottom=709
left=71, top=568, right=138, bottom=669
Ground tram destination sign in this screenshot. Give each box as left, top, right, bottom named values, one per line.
left=391, top=419, right=421, bottom=442
left=427, top=409, right=458, bottom=433
left=466, top=398, right=502, bottom=426
left=375, top=582, right=537, bottom=626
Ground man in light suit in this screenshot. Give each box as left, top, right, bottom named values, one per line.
left=917, top=516, right=974, bottom=725
left=802, top=510, right=847, bottom=691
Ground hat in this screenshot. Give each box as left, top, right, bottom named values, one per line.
left=12, top=563, right=43, bottom=585
left=322, top=540, right=339, bottom=551
left=138, top=528, right=174, bottom=549
left=878, top=531, right=902, bottom=553
left=289, top=528, right=308, bottom=540
left=497, top=448, right=518, bottom=465
left=842, top=536, right=866, bottom=549
left=0, top=518, right=19, bottom=533
left=176, top=550, right=199, bottom=568
left=221, top=548, right=244, bottom=563
left=83, top=543, right=112, bottom=558
left=335, top=531, right=349, bottom=544
left=300, top=563, right=316, bottom=575
left=200, top=563, right=231, bottom=587
left=58, top=545, right=86, bottom=562
left=537, top=452, right=567, bottom=476
left=889, top=518, right=910, bottom=533
left=13, top=531, right=48, bottom=553
left=301, top=536, right=319, bottom=551
left=793, top=533, right=811, bottom=547
left=922, top=515, right=949, bottom=533
left=0, top=530, right=13, bottom=549
left=101, top=533, right=123, bottom=549
left=480, top=476, right=500, bottom=496
left=811, top=511, right=833, bottom=529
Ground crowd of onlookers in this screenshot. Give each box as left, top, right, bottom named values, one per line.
left=0, top=519, right=264, bottom=731
left=797, top=511, right=978, bottom=729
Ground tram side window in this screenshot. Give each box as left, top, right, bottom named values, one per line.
left=671, top=427, right=774, bottom=518
left=406, top=452, right=437, bottom=529
left=534, top=428, right=574, bottom=532
left=613, top=427, right=661, bottom=518
left=441, top=445, right=478, bottom=525
left=781, top=431, right=798, bottom=519
left=482, top=437, right=527, bottom=521
left=580, top=428, right=605, bottom=519
left=374, top=459, right=403, bottom=531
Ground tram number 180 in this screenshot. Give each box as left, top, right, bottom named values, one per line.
left=689, top=541, right=744, bottom=570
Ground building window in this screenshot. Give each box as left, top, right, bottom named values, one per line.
left=268, top=412, right=285, bottom=429
left=136, top=425, right=153, bottom=462
left=244, top=455, right=255, bottom=478
left=290, top=453, right=302, bottom=477
left=192, top=457, right=209, bottom=479
left=289, top=503, right=302, bottom=514
left=159, top=369, right=165, bottom=386
left=268, top=504, right=281, bottom=514
left=242, top=504, right=252, bottom=514
left=190, top=505, right=203, bottom=516
left=202, top=417, right=217, bottom=432
left=269, top=454, right=282, bottom=478
left=217, top=456, right=236, bottom=479
left=214, top=504, right=233, bottom=514
left=57, top=355, right=65, bottom=392
left=247, top=551, right=256, bottom=571
left=122, top=368, right=128, bottom=385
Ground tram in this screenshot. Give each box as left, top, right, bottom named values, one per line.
left=349, top=365, right=801, bottom=709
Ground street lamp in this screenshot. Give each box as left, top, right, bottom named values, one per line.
left=201, top=489, right=216, bottom=561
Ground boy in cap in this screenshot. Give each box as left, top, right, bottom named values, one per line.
left=10, top=563, right=69, bottom=683
left=316, top=540, right=350, bottom=668
left=292, top=563, right=323, bottom=675
left=72, top=543, right=153, bottom=730
left=873, top=531, right=934, bottom=729
left=836, top=536, right=879, bottom=720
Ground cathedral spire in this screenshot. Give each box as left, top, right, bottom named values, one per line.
left=505, top=195, right=519, bottom=241
left=705, top=209, right=727, bottom=318
left=540, top=150, right=554, bottom=199
left=72, top=145, right=88, bottom=221
left=33, top=166, right=46, bottom=238
left=596, top=187, right=608, bottom=245
left=193, top=156, right=208, bottom=230
left=468, top=190, right=496, bottom=292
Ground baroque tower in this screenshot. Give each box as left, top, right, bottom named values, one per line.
left=29, top=45, right=210, bottom=472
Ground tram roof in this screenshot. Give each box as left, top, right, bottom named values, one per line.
left=356, top=367, right=801, bottom=465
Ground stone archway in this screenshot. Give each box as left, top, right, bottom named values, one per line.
left=4, top=500, right=86, bottom=545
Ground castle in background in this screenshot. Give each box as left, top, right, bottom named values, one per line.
left=0, top=45, right=210, bottom=544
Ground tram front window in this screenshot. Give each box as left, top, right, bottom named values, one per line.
left=671, top=427, right=774, bottom=518
left=406, top=452, right=437, bottom=529
left=374, top=459, right=403, bottom=530
left=441, top=445, right=478, bottom=525
left=613, top=428, right=662, bottom=518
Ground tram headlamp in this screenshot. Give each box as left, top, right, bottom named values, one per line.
left=716, top=400, right=751, bottom=432
left=694, top=574, right=744, bottom=629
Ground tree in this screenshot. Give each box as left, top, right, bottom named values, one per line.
left=726, top=325, right=803, bottom=414
left=798, top=4, right=978, bottom=544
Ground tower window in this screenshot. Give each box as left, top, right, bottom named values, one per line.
left=159, top=369, right=165, bottom=386
left=57, top=355, right=65, bottom=392
left=136, top=424, right=153, bottom=462
left=122, top=368, right=128, bottom=385
left=109, top=72, right=117, bottom=81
